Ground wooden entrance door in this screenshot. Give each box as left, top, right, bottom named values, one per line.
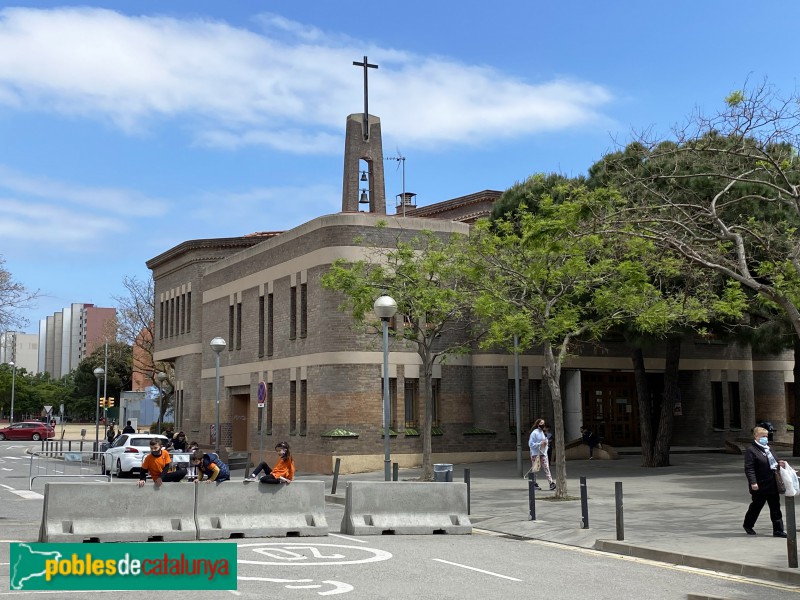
left=581, top=372, right=640, bottom=447
left=231, top=394, right=249, bottom=451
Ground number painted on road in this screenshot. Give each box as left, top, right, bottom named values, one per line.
left=238, top=576, right=353, bottom=596
left=239, top=543, right=392, bottom=566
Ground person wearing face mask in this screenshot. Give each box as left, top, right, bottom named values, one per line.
left=137, top=438, right=186, bottom=488
left=743, top=426, right=787, bottom=537
left=246, top=441, right=295, bottom=484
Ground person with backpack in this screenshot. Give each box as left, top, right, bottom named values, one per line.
left=191, top=449, right=230, bottom=483
left=247, top=441, right=295, bottom=484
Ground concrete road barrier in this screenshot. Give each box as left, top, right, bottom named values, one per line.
left=341, top=481, right=472, bottom=535
left=39, top=482, right=197, bottom=543
left=195, top=480, right=328, bottom=539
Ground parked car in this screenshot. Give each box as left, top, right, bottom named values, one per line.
left=102, top=433, right=190, bottom=477
left=0, top=421, right=55, bottom=441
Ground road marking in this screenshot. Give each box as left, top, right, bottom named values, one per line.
left=0, top=484, right=13, bottom=490
left=431, top=558, right=522, bottom=582
left=238, top=577, right=353, bottom=596
left=2, top=456, right=22, bottom=460
left=239, top=543, right=391, bottom=566
left=8, top=490, right=43, bottom=499
left=1, top=468, right=12, bottom=471
left=328, top=533, right=367, bottom=544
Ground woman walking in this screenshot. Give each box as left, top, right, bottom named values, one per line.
left=528, top=419, right=555, bottom=491
left=743, top=426, right=787, bottom=537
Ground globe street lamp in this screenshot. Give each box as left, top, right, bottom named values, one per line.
left=93, top=367, right=104, bottom=454
left=157, top=371, right=167, bottom=434
left=210, top=337, right=227, bottom=454
left=8, top=361, right=16, bottom=425
left=374, top=295, right=397, bottom=481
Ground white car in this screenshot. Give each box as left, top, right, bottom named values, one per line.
left=103, top=434, right=190, bottom=477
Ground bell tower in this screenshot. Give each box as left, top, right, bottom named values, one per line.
left=342, top=56, right=386, bottom=214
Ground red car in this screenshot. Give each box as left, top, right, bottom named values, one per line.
left=0, top=421, right=55, bottom=441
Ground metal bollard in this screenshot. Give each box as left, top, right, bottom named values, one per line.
left=787, top=495, right=798, bottom=569
left=528, top=471, right=537, bottom=521
left=392, top=462, right=399, bottom=481
left=615, top=482, right=624, bottom=541
left=580, top=476, right=589, bottom=529
left=464, top=468, right=471, bottom=515
left=331, top=457, right=341, bottom=495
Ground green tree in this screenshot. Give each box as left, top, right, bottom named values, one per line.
left=469, top=180, right=639, bottom=496
left=73, top=343, right=132, bottom=423
left=322, top=227, right=483, bottom=481
left=599, top=81, right=800, bottom=452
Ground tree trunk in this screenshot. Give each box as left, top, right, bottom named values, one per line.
left=542, top=341, right=568, bottom=498
left=420, top=355, right=434, bottom=481
left=631, top=346, right=655, bottom=467
left=793, top=336, right=800, bottom=456
left=652, top=337, right=681, bottom=467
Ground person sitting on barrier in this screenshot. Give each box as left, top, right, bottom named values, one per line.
left=247, top=441, right=295, bottom=484
left=122, top=420, right=135, bottom=434
left=137, top=439, right=186, bottom=488
left=191, top=449, right=230, bottom=483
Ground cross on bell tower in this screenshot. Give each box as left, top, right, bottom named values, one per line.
left=342, top=56, right=386, bottom=214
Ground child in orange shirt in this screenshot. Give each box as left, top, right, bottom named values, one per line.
left=247, top=441, right=295, bottom=484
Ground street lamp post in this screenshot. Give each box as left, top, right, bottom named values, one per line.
left=210, top=337, right=227, bottom=455
left=93, top=367, right=104, bottom=453
left=157, top=371, right=167, bottom=434
left=374, top=295, right=397, bottom=482
left=9, top=361, right=16, bottom=424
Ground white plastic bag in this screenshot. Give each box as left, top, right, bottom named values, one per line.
left=780, top=462, right=800, bottom=496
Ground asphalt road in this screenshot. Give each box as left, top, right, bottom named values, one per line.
left=0, top=440, right=797, bottom=599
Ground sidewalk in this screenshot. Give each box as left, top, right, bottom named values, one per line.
left=317, top=452, right=800, bottom=586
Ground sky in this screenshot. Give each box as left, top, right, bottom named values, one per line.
left=2, top=1, right=799, bottom=333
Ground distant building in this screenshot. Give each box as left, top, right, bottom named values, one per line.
left=37, top=304, right=117, bottom=378
left=0, top=331, right=39, bottom=373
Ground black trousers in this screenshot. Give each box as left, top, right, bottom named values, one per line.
left=161, top=468, right=186, bottom=482
left=744, top=489, right=783, bottom=529
left=251, top=461, right=282, bottom=484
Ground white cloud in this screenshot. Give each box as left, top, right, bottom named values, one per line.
left=0, top=8, right=614, bottom=151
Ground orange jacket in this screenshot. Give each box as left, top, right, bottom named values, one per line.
left=270, top=456, right=295, bottom=480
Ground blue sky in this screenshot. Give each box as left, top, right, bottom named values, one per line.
left=2, top=1, right=799, bottom=332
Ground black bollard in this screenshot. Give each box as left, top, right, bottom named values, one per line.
left=528, top=471, right=537, bottom=521
left=580, top=476, right=589, bottom=529
left=615, top=482, right=624, bottom=541
left=786, top=495, right=798, bottom=569
left=464, top=468, right=471, bottom=515
left=331, top=457, right=341, bottom=495
left=393, top=462, right=399, bottom=482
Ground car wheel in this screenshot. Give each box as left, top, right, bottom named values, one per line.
left=0, top=433, right=5, bottom=441
left=32, top=433, right=41, bottom=441
left=116, top=459, right=125, bottom=478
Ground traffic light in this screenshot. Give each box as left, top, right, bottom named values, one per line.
left=108, top=398, right=115, bottom=408
left=99, top=397, right=106, bottom=408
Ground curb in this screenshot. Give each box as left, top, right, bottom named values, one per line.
left=595, top=539, right=800, bottom=587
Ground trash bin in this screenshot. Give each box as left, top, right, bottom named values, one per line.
left=433, top=463, right=453, bottom=482
left=757, top=421, right=776, bottom=442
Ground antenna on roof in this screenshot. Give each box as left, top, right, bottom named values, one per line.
left=386, top=149, right=410, bottom=217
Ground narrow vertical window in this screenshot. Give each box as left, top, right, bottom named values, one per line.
left=290, top=380, right=297, bottom=433
left=508, top=380, right=516, bottom=430
left=528, top=380, right=541, bottom=425
left=290, top=286, right=297, bottom=340
left=729, top=382, right=741, bottom=429
left=404, top=380, right=417, bottom=428
left=432, top=379, right=441, bottom=427
left=159, top=300, right=164, bottom=340
left=300, top=379, right=307, bottom=435
left=168, top=298, right=175, bottom=337
left=267, top=382, right=273, bottom=434
left=267, top=293, right=274, bottom=356
left=300, top=283, right=308, bottom=338
left=257, top=406, right=263, bottom=434
left=179, top=294, right=185, bottom=335
left=228, top=305, right=235, bottom=351
left=258, top=295, right=265, bottom=357
left=186, top=291, right=192, bottom=333
left=236, top=302, right=242, bottom=350
left=711, top=382, right=724, bottom=429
